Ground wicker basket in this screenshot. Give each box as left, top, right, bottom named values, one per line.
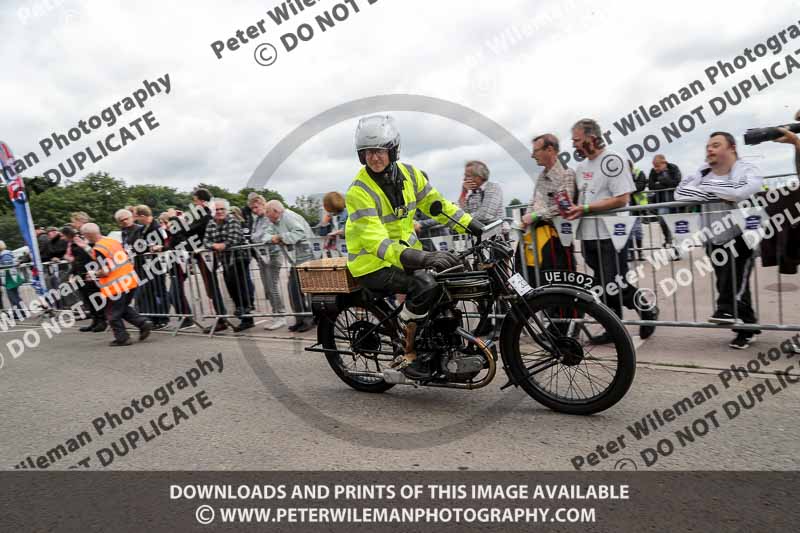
left=297, top=257, right=359, bottom=293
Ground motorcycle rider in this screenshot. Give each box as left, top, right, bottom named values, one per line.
left=345, top=115, right=484, bottom=378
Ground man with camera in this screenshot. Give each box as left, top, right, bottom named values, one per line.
left=773, top=110, right=800, bottom=177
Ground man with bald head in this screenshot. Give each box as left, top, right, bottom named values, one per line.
left=76, top=223, right=152, bottom=346
left=264, top=199, right=317, bottom=332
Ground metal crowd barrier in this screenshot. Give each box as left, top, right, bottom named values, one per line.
left=509, top=192, right=800, bottom=334
left=0, top=260, right=79, bottom=319
left=2, top=177, right=796, bottom=340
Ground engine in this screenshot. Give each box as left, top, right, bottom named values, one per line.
left=440, top=349, right=485, bottom=383
left=417, top=308, right=486, bottom=382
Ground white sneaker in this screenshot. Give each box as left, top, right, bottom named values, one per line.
left=264, top=318, right=287, bottom=330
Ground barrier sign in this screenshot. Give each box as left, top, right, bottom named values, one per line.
left=602, top=215, right=638, bottom=252
left=553, top=217, right=579, bottom=248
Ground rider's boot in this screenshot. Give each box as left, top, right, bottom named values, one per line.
left=391, top=320, right=417, bottom=369
left=390, top=304, right=434, bottom=379
left=393, top=319, right=435, bottom=380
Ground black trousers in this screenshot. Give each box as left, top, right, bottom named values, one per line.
left=710, top=235, right=758, bottom=331
left=135, top=270, right=169, bottom=325
left=222, top=255, right=253, bottom=320
left=582, top=239, right=638, bottom=318
left=288, top=266, right=312, bottom=324
left=197, top=254, right=227, bottom=315
left=168, top=267, right=192, bottom=316
left=106, top=290, right=147, bottom=342
left=79, top=280, right=105, bottom=322
left=356, top=267, right=440, bottom=316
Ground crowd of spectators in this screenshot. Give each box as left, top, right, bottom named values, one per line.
left=1, top=113, right=798, bottom=351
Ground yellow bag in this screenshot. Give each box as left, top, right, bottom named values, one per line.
left=523, top=224, right=559, bottom=267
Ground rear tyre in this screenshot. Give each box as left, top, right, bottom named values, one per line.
left=318, top=300, right=397, bottom=393
left=501, top=293, right=636, bottom=415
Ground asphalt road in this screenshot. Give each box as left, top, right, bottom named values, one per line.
left=1, top=323, right=799, bottom=471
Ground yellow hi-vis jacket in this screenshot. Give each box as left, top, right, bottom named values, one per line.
left=345, top=162, right=472, bottom=277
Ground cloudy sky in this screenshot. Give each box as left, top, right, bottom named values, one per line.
left=2, top=0, right=799, bottom=207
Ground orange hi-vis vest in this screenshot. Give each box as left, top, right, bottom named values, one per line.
left=91, top=237, right=139, bottom=298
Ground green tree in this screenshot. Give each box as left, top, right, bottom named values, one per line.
left=509, top=198, right=522, bottom=206
left=127, top=185, right=191, bottom=214
left=290, top=195, right=323, bottom=226
left=0, top=215, right=23, bottom=249
left=0, top=172, right=293, bottom=240
left=28, top=172, right=130, bottom=233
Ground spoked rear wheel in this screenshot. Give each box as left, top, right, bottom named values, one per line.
left=501, top=293, right=636, bottom=415
left=318, top=301, right=398, bottom=393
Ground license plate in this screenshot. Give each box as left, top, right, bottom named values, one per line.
left=542, top=270, right=595, bottom=290
left=508, top=273, right=533, bottom=296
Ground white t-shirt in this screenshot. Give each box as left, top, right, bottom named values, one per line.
left=575, top=149, right=635, bottom=240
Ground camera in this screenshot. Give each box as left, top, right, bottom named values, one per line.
left=744, top=122, right=800, bottom=145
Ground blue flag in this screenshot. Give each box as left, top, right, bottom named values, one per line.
left=0, top=141, right=46, bottom=296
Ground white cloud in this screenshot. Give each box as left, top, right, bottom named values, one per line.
left=1, top=0, right=799, bottom=209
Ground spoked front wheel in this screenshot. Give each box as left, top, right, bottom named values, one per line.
left=500, top=292, right=636, bottom=415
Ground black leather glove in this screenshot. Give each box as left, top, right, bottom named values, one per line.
left=467, top=218, right=485, bottom=237
left=400, top=248, right=460, bottom=272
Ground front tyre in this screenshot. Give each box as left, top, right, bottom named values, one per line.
left=501, top=293, right=636, bottom=415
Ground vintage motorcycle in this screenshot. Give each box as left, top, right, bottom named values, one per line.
left=303, top=202, right=636, bottom=415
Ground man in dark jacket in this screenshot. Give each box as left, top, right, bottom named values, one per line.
left=62, top=226, right=107, bottom=332
left=204, top=198, right=253, bottom=332
left=42, top=227, right=70, bottom=308
left=42, top=227, right=68, bottom=261
left=133, top=205, right=170, bottom=329
left=114, top=209, right=143, bottom=249
left=172, top=187, right=228, bottom=332
left=648, top=154, right=682, bottom=245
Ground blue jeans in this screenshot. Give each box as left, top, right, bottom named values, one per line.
left=5, top=287, right=25, bottom=319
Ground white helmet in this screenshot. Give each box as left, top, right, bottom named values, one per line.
left=354, top=115, right=400, bottom=164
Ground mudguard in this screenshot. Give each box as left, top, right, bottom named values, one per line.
left=497, top=285, right=599, bottom=387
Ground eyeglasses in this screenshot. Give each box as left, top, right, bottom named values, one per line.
left=365, top=149, right=388, bottom=157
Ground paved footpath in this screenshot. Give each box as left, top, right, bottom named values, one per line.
left=1, top=319, right=799, bottom=471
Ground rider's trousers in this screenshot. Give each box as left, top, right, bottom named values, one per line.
left=356, top=267, right=440, bottom=316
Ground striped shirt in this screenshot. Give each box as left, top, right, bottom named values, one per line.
left=530, top=162, right=576, bottom=220
left=674, top=159, right=763, bottom=244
